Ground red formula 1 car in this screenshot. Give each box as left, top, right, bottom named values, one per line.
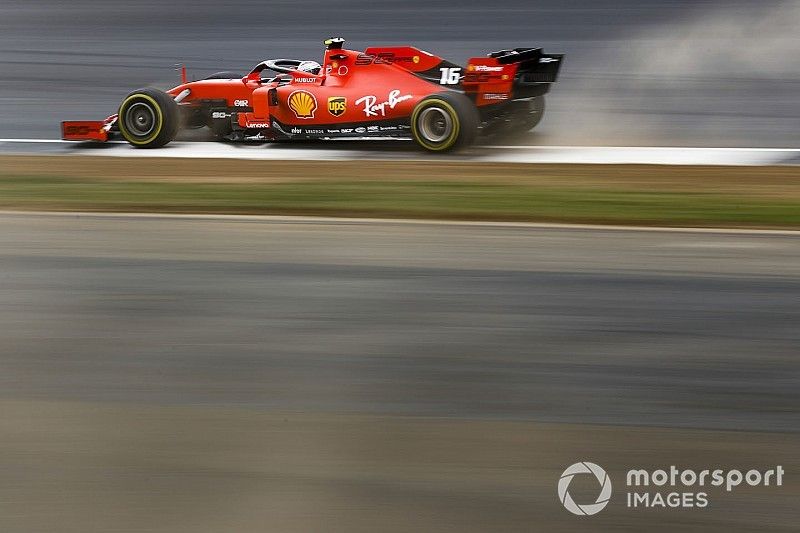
left=62, top=38, right=562, bottom=152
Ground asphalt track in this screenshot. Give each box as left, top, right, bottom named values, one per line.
left=2, top=212, right=798, bottom=432
left=2, top=0, right=799, bottom=148
left=1, top=212, right=799, bottom=532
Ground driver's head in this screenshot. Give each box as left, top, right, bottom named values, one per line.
left=297, top=61, right=321, bottom=75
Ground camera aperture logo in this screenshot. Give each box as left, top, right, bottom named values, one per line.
left=558, top=461, right=785, bottom=515
left=558, top=462, right=612, bottom=516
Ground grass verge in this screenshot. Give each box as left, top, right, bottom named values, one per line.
left=1, top=156, right=799, bottom=227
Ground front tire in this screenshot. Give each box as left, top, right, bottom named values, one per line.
left=117, top=88, right=179, bottom=148
left=410, top=93, right=478, bottom=152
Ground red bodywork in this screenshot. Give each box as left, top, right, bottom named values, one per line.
left=62, top=40, right=562, bottom=143
left=61, top=115, right=117, bottom=142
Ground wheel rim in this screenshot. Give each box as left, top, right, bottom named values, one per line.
left=124, top=102, right=156, bottom=137
left=418, top=107, right=453, bottom=143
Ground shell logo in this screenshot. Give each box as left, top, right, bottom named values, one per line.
left=288, top=90, right=317, bottom=119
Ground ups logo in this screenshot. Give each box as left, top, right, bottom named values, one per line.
left=327, top=96, right=346, bottom=117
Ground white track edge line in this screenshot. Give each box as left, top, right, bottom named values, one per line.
left=1, top=210, right=798, bottom=236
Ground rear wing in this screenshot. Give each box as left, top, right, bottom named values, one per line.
left=361, top=45, right=562, bottom=102
left=463, top=47, right=563, bottom=105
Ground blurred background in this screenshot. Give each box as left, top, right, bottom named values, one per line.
left=1, top=0, right=800, bottom=146
left=1, top=2, right=799, bottom=532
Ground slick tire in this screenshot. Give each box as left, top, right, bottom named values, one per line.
left=410, top=92, right=478, bottom=152
left=117, top=88, right=180, bottom=148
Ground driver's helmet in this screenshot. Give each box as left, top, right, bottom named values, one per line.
left=297, top=61, right=322, bottom=75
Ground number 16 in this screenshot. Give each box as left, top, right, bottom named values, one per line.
left=439, top=67, right=461, bottom=85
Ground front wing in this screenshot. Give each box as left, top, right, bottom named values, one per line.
left=61, top=115, right=117, bottom=142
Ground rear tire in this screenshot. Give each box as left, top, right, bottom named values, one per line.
left=410, top=92, right=478, bottom=152
left=117, top=88, right=180, bottom=148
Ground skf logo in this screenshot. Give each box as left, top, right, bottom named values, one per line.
left=327, top=96, right=346, bottom=117
left=288, top=90, right=317, bottom=119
